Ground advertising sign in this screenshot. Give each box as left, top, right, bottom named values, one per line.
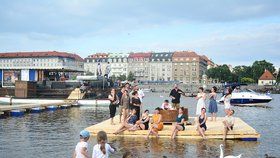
left=2, top=70, right=21, bottom=87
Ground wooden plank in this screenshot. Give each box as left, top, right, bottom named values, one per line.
left=85, top=116, right=260, bottom=140
left=67, top=88, right=85, bottom=100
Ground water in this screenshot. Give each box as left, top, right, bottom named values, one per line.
left=0, top=93, right=279, bottom=158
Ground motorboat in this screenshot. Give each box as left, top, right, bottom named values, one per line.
left=218, top=89, right=272, bottom=106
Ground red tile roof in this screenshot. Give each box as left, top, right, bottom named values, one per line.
left=173, top=51, right=199, bottom=57
left=128, top=52, right=152, bottom=58
left=259, top=70, right=276, bottom=80
left=87, top=53, right=109, bottom=58
left=0, top=51, right=84, bottom=61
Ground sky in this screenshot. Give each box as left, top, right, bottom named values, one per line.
left=0, top=0, right=279, bottom=68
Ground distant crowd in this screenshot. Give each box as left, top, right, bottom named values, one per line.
left=73, top=83, right=236, bottom=158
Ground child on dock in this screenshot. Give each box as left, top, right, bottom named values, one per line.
left=146, top=107, right=163, bottom=138
left=72, top=130, right=90, bottom=158
left=92, top=131, right=115, bottom=158
left=223, top=109, right=235, bottom=141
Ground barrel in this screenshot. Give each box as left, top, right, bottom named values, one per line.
left=10, top=109, right=25, bottom=117
left=46, top=105, right=58, bottom=111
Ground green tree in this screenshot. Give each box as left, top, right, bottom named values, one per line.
left=277, top=68, right=280, bottom=83
left=117, top=74, right=126, bottom=81
left=127, top=71, right=135, bottom=81
left=251, top=60, right=275, bottom=82
left=206, top=65, right=233, bottom=83
left=240, top=77, right=255, bottom=84
left=233, top=66, right=252, bottom=83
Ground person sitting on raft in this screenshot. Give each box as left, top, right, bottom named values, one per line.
left=223, top=109, right=235, bottom=141
left=171, top=107, right=187, bottom=139
left=196, top=108, right=207, bottom=139
left=146, top=107, right=164, bottom=138
left=113, top=108, right=138, bottom=134
left=130, top=109, right=150, bottom=131
left=161, top=100, right=173, bottom=110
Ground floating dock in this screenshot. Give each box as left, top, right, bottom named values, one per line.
left=85, top=116, right=260, bottom=140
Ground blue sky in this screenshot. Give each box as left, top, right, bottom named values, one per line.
left=0, top=0, right=279, bottom=68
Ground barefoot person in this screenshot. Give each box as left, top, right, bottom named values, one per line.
left=171, top=107, right=186, bottom=139
left=195, top=87, right=206, bottom=116
left=208, top=86, right=218, bottom=121
left=196, top=108, right=207, bottom=139
left=108, top=88, right=119, bottom=125
left=224, top=88, right=232, bottom=114
left=146, top=107, right=163, bottom=138
left=169, top=84, right=185, bottom=109
left=130, top=109, right=150, bottom=131
left=120, top=90, right=130, bottom=123
left=113, top=108, right=138, bottom=134
left=223, top=109, right=235, bottom=141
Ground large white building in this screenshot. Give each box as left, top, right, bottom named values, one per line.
left=84, top=53, right=129, bottom=77
left=149, top=52, right=173, bottom=81
left=0, top=51, right=84, bottom=87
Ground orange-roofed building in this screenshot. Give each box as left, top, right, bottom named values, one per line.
left=258, top=69, right=276, bottom=86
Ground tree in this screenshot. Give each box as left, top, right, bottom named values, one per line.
left=251, top=60, right=275, bottom=82
left=206, top=65, right=233, bottom=83
left=233, top=65, right=253, bottom=83
left=240, top=77, right=255, bottom=84
left=117, top=74, right=126, bottom=81
left=277, top=68, right=280, bottom=83
left=127, top=71, right=135, bottom=81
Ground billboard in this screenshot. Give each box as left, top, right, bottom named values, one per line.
left=2, top=70, right=21, bottom=87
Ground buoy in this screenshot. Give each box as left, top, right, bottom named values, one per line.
left=30, top=107, right=44, bottom=113
left=10, top=109, right=25, bottom=117
left=46, top=105, right=58, bottom=111
left=61, top=104, right=71, bottom=109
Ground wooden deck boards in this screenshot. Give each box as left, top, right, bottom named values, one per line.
left=85, top=116, right=260, bottom=139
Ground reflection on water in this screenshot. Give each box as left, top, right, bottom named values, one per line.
left=0, top=94, right=279, bottom=157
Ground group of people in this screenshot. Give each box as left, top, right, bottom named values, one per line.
left=108, top=83, right=145, bottom=125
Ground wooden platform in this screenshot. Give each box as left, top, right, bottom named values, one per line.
left=67, top=88, right=86, bottom=100
left=85, top=116, right=260, bottom=140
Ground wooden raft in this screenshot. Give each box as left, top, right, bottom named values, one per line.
left=85, top=116, right=260, bottom=140
left=67, top=88, right=86, bottom=100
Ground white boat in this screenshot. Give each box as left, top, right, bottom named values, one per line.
left=218, top=89, right=272, bottom=106
left=0, top=97, right=110, bottom=106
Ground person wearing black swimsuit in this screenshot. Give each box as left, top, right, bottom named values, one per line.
left=197, top=108, right=207, bottom=139
left=130, top=109, right=150, bottom=131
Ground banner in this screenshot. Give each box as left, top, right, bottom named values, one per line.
left=2, top=70, right=20, bottom=87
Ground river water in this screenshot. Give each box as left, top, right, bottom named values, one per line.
left=0, top=93, right=279, bottom=158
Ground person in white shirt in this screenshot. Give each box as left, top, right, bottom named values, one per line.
left=92, top=131, right=115, bottom=158
left=223, top=109, right=235, bottom=141
left=72, top=130, right=90, bottom=158
left=161, top=100, right=173, bottom=110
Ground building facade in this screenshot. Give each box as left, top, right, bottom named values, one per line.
left=0, top=51, right=84, bottom=86
left=128, top=52, right=152, bottom=81
left=84, top=53, right=109, bottom=76
left=108, top=53, right=129, bottom=77
left=172, top=51, right=207, bottom=84
left=149, top=52, right=173, bottom=81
